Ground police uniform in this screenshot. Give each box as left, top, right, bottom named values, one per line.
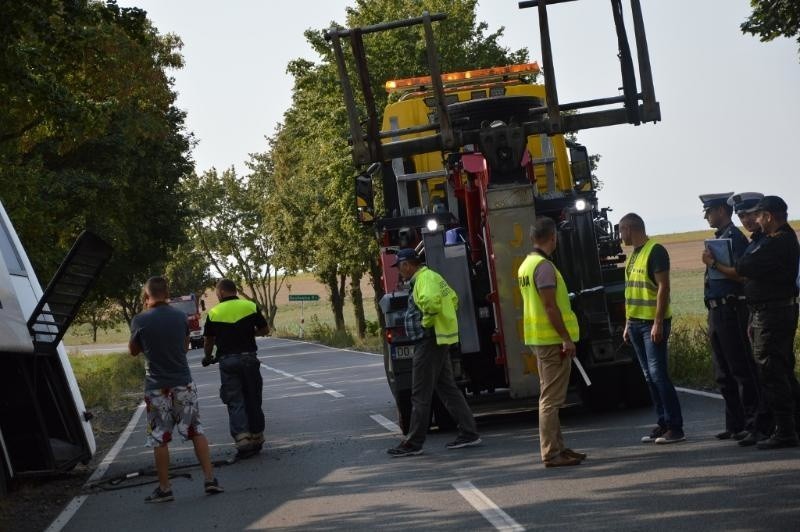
left=700, top=193, right=759, bottom=439
left=736, top=196, right=800, bottom=448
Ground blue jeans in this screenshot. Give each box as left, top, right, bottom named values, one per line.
left=219, top=353, right=265, bottom=439
left=628, top=319, right=683, bottom=430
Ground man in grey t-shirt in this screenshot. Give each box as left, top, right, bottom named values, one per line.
left=129, top=276, right=223, bottom=503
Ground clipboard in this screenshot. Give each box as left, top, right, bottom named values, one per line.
left=704, top=238, right=733, bottom=280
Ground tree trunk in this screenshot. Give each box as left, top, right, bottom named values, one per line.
left=323, top=270, right=347, bottom=332
left=350, top=272, right=366, bottom=339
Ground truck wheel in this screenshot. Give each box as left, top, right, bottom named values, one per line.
left=431, top=393, right=457, bottom=432
left=622, top=362, right=652, bottom=408
left=579, top=365, right=624, bottom=411
left=447, top=96, right=542, bottom=131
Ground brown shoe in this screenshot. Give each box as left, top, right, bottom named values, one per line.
left=561, top=448, right=587, bottom=460
left=544, top=454, right=582, bottom=468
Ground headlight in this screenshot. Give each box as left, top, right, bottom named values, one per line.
left=426, top=218, right=439, bottom=232
left=575, top=199, right=588, bottom=212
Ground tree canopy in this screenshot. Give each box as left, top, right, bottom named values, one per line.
left=741, top=0, right=800, bottom=59
left=0, top=0, right=194, bottom=318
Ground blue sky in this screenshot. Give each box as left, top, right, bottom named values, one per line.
left=119, top=1, right=799, bottom=234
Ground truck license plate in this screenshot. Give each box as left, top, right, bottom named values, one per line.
left=392, top=345, right=414, bottom=359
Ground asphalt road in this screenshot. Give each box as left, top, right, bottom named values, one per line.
left=53, top=338, right=800, bottom=531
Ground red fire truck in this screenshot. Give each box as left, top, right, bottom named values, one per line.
left=167, top=294, right=204, bottom=349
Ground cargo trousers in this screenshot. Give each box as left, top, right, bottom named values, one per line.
left=534, top=344, right=571, bottom=462
left=405, top=335, right=479, bottom=449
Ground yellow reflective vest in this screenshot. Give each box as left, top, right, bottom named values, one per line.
left=208, top=297, right=258, bottom=323
left=624, top=239, right=672, bottom=320
left=518, top=253, right=579, bottom=346
left=412, top=266, right=459, bottom=345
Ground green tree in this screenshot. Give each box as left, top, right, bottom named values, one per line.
left=187, top=166, right=289, bottom=329
left=164, top=243, right=214, bottom=298
left=74, top=297, right=120, bottom=343
left=0, top=0, right=192, bottom=317
left=269, top=0, right=527, bottom=336
left=741, top=0, right=800, bottom=59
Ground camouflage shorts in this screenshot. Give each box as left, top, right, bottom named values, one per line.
left=144, top=383, right=204, bottom=447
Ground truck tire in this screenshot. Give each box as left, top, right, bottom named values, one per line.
left=447, top=96, right=542, bottom=131
left=622, top=361, right=652, bottom=408
left=579, top=365, right=624, bottom=412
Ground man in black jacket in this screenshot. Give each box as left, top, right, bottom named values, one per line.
left=736, top=196, right=800, bottom=449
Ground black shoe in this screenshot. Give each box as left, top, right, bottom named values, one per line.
left=144, top=487, right=174, bottom=503
left=387, top=441, right=423, bottom=457
left=716, top=430, right=733, bottom=440
left=756, top=435, right=800, bottom=450
left=641, top=425, right=667, bottom=443
left=738, top=431, right=767, bottom=447
left=561, top=448, right=587, bottom=460
left=732, top=430, right=749, bottom=441
left=204, top=478, right=224, bottom=495
left=445, top=436, right=482, bottom=449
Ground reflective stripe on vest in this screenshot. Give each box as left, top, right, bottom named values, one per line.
left=518, top=253, right=580, bottom=346
left=624, top=239, right=671, bottom=320
left=208, top=298, right=258, bottom=323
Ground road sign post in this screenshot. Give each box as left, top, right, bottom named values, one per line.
left=288, top=295, right=320, bottom=338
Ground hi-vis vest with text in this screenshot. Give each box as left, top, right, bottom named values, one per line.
left=624, top=239, right=672, bottom=320
left=518, top=253, right=579, bottom=346
left=412, top=266, right=459, bottom=345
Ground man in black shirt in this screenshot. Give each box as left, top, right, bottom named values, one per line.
left=736, top=196, right=800, bottom=449
left=203, top=279, right=270, bottom=458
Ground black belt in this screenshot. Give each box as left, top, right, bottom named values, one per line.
left=217, top=351, right=257, bottom=359
left=705, top=295, right=746, bottom=309
left=748, top=297, right=799, bottom=311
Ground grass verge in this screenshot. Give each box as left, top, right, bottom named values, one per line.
left=69, top=352, right=144, bottom=414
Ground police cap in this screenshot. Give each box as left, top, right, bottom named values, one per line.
left=699, top=192, right=734, bottom=213
left=727, top=192, right=764, bottom=214
left=753, top=195, right=788, bottom=215
left=391, top=248, right=419, bottom=267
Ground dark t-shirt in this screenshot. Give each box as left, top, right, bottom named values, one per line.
left=629, top=242, right=670, bottom=284
left=130, top=304, right=192, bottom=390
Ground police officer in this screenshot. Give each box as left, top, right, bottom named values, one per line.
left=735, top=196, right=800, bottom=449
left=698, top=193, right=759, bottom=442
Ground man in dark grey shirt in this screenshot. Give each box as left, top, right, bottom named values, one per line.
left=129, top=276, right=223, bottom=503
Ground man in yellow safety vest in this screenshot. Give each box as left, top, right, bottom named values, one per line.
left=620, top=212, right=685, bottom=445
left=518, top=216, right=585, bottom=467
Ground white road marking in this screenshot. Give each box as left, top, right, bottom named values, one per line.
left=452, top=481, right=525, bottom=532
left=45, top=402, right=146, bottom=532
left=370, top=414, right=401, bottom=434
left=676, top=387, right=723, bottom=400
left=264, top=337, right=382, bottom=357
left=261, top=364, right=343, bottom=397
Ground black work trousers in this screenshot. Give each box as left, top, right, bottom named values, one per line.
left=750, top=304, right=800, bottom=437
left=708, top=302, right=760, bottom=433
left=219, top=353, right=265, bottom=440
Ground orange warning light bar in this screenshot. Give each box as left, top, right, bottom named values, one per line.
left=385, top=62, right=540, bottom=93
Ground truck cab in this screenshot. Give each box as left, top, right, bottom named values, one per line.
left=0, top=202, right=111, bottom=494
left=167, top=293, right=203, bottom=349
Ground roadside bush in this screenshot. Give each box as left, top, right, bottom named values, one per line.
left=69, top=352, right=144, bottom=411
left=305, top=315, right=355, bottom=348
left=669, top=318, right=715, bottom=388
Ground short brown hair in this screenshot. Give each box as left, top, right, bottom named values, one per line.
left=145, top=276, right=169, bottom=298
left=531, top=216, right=556, bottom=243
left=619, top=212, right=646, bottom=232
left=216, top=278, right=237, bottom=295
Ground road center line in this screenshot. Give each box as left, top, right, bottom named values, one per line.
left=676, top=387, right=723, bottom=400
left=261, top=364, right=343, bottom=397
left=370, top=414, right=401, bottom=434
left=46, top=402, right=146, bottom=532
left=452, top=481, right=525, bottom=532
